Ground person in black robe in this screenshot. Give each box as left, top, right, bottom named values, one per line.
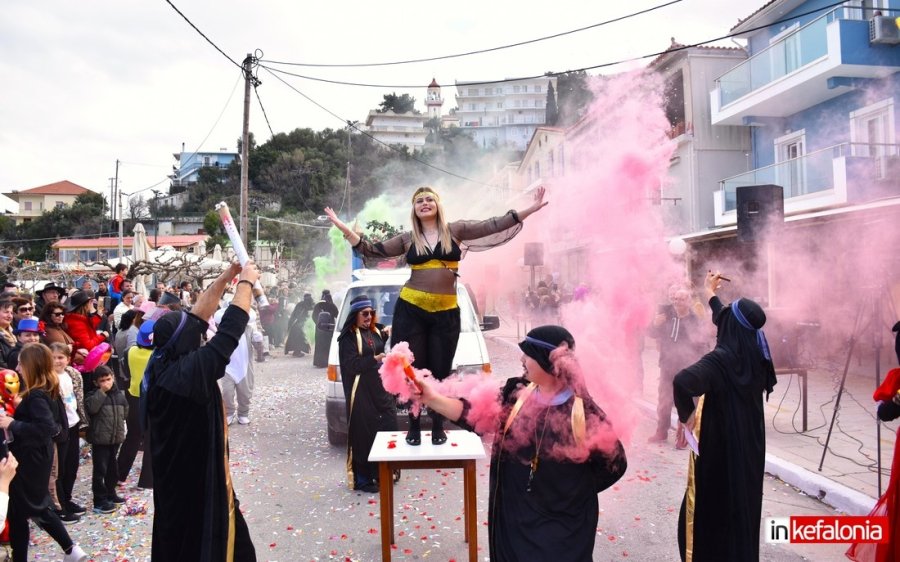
left=417, top=325, right=627, bottom=561
left=284, top=293, right=314, bottom=357
left=143, top=262, right=259, bottom=562
left=337, top=295, right=397, bottom=493
left=312, top=290, right=339, bottom=327
left=673, top=271, right=777, bottom=562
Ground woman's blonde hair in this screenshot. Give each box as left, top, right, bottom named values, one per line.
left=409, top=186, right=453, bottom=256
left=18, top=343, right=60, bottom=400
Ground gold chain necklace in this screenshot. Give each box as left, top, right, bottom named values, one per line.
left=526, top=403, right=553, bottom=493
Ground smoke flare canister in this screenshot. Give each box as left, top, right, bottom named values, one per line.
left=214, top=202, right=269, bottom=307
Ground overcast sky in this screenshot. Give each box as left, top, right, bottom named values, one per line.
left=0, top=0, right=758, bottom=212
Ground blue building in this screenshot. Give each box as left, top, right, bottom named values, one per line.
left=684, top=0, right=900, bottom=306
left=709, top=0, right=900, bottom=223
left=169, top=147, right=239, bottom=188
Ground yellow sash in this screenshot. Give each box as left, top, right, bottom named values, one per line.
left=410, top=259, right=459, bottom=270
left=683, top=396, right=705, bottom=562
left=503, top=382, right=585, bottom=445
left=399, top=286, right=457, bottom=312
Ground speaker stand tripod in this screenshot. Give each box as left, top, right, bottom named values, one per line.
left=818, top=284, right=897, bottom=496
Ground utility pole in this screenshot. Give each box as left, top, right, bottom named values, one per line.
left=151, top=189, right=161, bottom=249
left=113, top=160, right=120, bottom=223
left=239, top=53, right=258, bottom=248
left=108, top=176, right=116, bottom=231
left=345, top=120, right=358, bottom=217
left=117, top=186, right=124, bottom=262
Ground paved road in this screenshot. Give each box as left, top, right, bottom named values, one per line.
left=27, top=339, right=847, bottom=561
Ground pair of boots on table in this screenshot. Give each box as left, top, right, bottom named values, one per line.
left=405, top=412, right=448, bottom=446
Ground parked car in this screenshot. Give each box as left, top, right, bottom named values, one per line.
left=324, top=269, right=499, bottom=445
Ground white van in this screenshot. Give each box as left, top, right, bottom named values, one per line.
left=324, top=269, right=499, bottom=445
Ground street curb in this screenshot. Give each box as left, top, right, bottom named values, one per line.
left=764, top=454, right=876, bottom=515
left=488, top=334, right=878, bottom=516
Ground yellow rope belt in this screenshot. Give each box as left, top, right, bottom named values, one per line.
left=410, top=260, right=459, bottom=270
left=399, top=286, right=457, bottom=312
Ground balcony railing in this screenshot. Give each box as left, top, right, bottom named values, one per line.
left=715, top=9, right=854, bottom=107
left=719, top=142, right=900, bottom=211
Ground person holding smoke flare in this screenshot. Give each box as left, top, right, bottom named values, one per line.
left=673, top=271, right=776, bottom=562
left=846, top=320, right=900, bottom=562
left=325, top=186, right=548, bottom=446
left=414, top=325, right=627, bottom=561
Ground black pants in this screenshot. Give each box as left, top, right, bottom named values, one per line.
left=8, top=503, right=72, bottom=562
left=117, top=393, right=141, bottom=481
left=56, top=425, right=81, bottom=507
left=92, top=443, right=120, bottom=503
left=391, top=299, right=460, bottom=381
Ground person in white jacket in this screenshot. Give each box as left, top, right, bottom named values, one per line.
left=211, top=306, right=261, bottom=425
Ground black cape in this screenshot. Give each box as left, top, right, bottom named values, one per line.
left=146, top=306, right=256, bottom=562
left=461, top=377, right=627, bottom=562
left=8, top=389, right=56, bottom=515
left=338, top=323, right=397, bottom=487
left=674, top=296, right=776, bottom=562
left=284, top=302, right=312, bottom=356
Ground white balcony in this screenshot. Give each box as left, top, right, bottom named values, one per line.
left=713, top=142, right=900, bottom=225
left=711, top=10, right=900, bottom=126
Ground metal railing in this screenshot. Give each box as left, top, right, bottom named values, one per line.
left=719, top=142, right=900, bottom=211
left=715, top=9, right=855, bottom=107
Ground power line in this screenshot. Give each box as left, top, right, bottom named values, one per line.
left=254, top=86, right=275, bottom=137
left=125, top=69, right=244, bottom=198
left=257, top=0, right=850, bottom=90
left=260, top=0, right=684, bottom=68
left=0, top=231, right=122, bottom=245
left=260, top=67, right=501, bottom=190
left=162, top=0, right=242, bottom=70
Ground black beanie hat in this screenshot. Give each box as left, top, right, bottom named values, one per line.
left=518, top=325, right=575, bottom=374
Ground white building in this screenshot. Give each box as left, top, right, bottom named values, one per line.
left=364, top=110, right=427, bottom=150
left=425, top=78, right=444, bottom=122
left=455, top=76, right=557, bottom=151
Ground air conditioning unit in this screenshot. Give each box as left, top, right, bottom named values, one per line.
left=870, top=15, right=900, bottom=45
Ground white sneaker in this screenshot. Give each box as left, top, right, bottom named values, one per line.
left=63, top=544, right=88, bottom=562
left=227, top=414, right=237, bottom=426
left=237, top=416, right=250, bottom=425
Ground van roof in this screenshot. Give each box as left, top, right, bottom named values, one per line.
left=350, top=268, right=412, bottom=285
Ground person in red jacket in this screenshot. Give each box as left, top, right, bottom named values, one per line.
left=63, top=292, right=108, bottom=363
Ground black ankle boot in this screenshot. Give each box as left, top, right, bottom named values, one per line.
left=406, top=412, right=421, bottom=446
left=431, top=412, right=447, bottom=445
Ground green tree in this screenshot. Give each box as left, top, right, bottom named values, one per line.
left=378, top=92, right=418, bottom=114
left=545, top=80, right=559, bottom=126
left=203, top=210, right=228, bottom=250
left=554, top=71, right=594, bottom=126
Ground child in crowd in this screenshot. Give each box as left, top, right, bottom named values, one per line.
left=7, top=317, right=41, bottom=371
left=84, top=366, right=127, bottom=514
left=50, top=343, right=87, bottom=522
left=0, top=343, right=87, bottom=561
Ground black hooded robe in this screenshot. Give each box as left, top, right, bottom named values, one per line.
left=460, top=377, right=627, bottom=562
left=338, top=323, right=397, bottom=488
left=146, top=306, right=256, bottom=562
left=673, top=296, right=776, bottom=562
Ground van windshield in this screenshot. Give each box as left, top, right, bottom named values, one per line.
left=336, top=285, right=477, bottom=333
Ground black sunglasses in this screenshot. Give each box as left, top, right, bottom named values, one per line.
left=51, top=312, right=65, bottom=317
left=359, top=310, right=374, bottom=317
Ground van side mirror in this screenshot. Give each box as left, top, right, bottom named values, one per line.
left=480, top=315, right=500, bottom=332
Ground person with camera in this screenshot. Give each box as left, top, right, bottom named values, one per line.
left=648, top=286, right=708, bottom=446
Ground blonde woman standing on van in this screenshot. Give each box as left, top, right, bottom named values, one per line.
left=324, top=186, right=547, bottom=446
